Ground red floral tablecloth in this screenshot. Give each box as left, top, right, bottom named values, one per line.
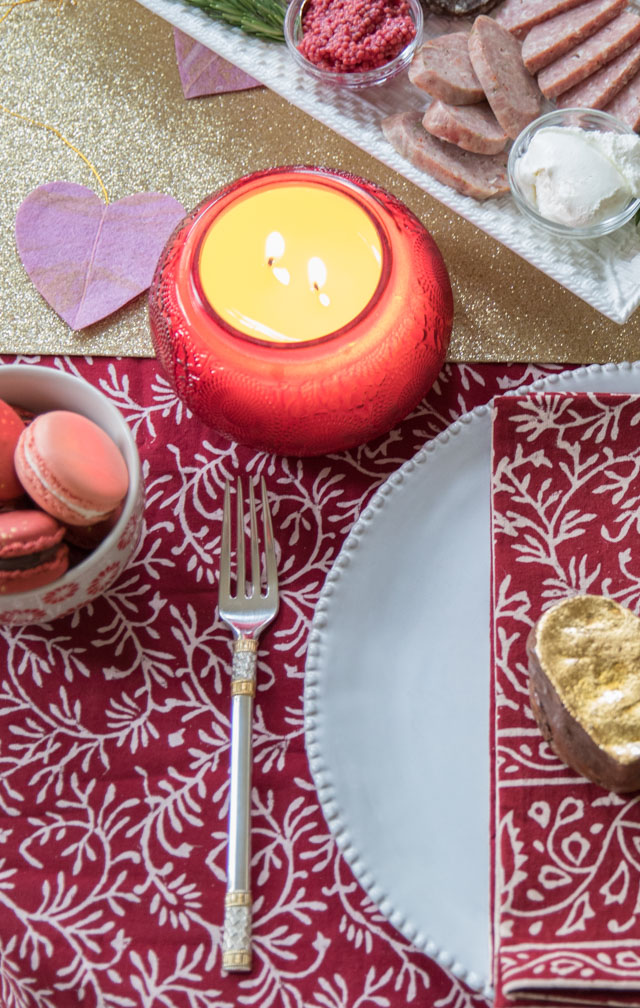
left=0, top=355, right=560, bottom=1008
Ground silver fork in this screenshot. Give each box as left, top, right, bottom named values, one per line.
left=218, top=476, right=279, bottom=973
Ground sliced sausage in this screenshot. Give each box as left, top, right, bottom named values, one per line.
left=537, top=10, right=640, bottom=99
left=522, top=0, right=626, bottom=74
left=408, top=33, right=484, bottom=103
left=493, top=0, right=584, bottom=39
left=468, top=15, right=542, bottom=139
left=381, top=111, right=509, bottom=199
left=605, top=70, right=640, bottom=130
left=422, top=99, right=508, bottom=153
left=557, top=37, right=640, bottom=109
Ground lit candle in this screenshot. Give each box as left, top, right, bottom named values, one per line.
left=197, top=182, right=384, bottom=344
left=150, top=167, right=453, bottom=456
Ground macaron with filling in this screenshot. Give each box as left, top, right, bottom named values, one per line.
left=0, top=399, right=26, bottom=503
left=64, top=502, right=124, bottom=551
left=14, top=410, right=129, bottom=527
left=0, top=509, right=69, bottom=594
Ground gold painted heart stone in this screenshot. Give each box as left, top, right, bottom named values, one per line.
left=526, top=595, right=640, bottom=793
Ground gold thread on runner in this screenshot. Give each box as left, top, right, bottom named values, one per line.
left=1, top=0, right=73, bottom=26
left=1, top=0, right=108, bottom=202
left=0, top=0, right=38, bottom=26
left=0, top=105, right=109, bottom=203
left=225, top=891, right=251, bottom=907
left=233, top=638, right=258, bottom=653
left=231, top=679, right=256, bottom=697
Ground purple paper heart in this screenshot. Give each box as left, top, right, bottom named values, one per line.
left=15, top=181, right=186, bottom=330
left=173, top=28, right=260, bottom=97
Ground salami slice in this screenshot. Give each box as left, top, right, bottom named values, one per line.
left=493, top=0, right=584, bottom=38
left=522, top=0, right=626, bottom=74
left=557, top=37, right=640, bottom=109
left=605, top=70, right=640, bottom=130
left=537, top=10, right=640, bottom=99
left=408, top=33, right=484, bottom=103
left=468, top=15, right=542, bottom=139
left=382, top=111, right=509, bottom=199
left=422, top=99, right=508, bottom=153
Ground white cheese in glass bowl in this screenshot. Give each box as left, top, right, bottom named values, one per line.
left=515, top=126, right=640, bottom=227
left=508, top=108, right=640, bottom=239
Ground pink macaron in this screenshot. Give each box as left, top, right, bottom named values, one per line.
left=0, top=399, right=26, bottom=504
left=14, top=410, right=130, bottom=527
left=0, top=509, right=69, bottom=594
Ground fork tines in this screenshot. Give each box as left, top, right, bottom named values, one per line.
left=220, top=477, right=278, bottom=606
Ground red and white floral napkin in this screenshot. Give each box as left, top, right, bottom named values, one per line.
left=491, top=392, right=640, bottom=1008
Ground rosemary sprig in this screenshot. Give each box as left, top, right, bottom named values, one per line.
left=183, top=0, right=288, bottom=41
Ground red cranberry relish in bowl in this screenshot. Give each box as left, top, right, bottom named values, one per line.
left=284, top=0, right=423, bottom=88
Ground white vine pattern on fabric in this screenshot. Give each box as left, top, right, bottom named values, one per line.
left=0, top=355, right=554, bottom=1008
left=493, top=392, right=640, bottom=995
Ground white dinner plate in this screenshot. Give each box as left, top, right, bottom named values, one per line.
left=136, top=0, right=640, bottom=324
left=304, top=361, right=640, bottom=997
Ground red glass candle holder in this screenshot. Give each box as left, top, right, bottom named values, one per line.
left=149, top=166, right=453, bottom=457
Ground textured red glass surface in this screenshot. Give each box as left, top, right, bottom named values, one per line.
left=149, top=166, right=453, bottom=456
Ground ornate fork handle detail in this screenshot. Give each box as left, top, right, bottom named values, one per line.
left=222, top=637, right=258, bottom=971
left=222, top=890, right=252, bottom=973
left=230, top=638, right=258, bottom=696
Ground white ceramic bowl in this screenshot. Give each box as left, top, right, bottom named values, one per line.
left=508, top=107, right=640, bottom=239
left=0, top=365, right=144, bottom=626
left=284, top=0, right=422, bottom=89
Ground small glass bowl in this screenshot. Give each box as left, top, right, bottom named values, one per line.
left=283, top=0, right=423, bottom=89
left=508, top=108, right=640, bottom=239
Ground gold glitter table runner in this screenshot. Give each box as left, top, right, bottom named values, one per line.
left=2, top=0, right=640, bottom=361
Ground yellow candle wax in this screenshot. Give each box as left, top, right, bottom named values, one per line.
left=197, top=182, right=384, bottom=344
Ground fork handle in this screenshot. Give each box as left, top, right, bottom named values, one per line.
left=222, top=637, right=257, bottom=972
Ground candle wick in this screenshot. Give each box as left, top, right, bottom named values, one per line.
left=267, top=257, right=274, bottom=266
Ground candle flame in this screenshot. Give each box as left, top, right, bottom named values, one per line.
left=308, top=256, right=330, bottom=308
left=265, top=230, right=285, bottom=266
left=308, top=256, right=327, bottom=292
